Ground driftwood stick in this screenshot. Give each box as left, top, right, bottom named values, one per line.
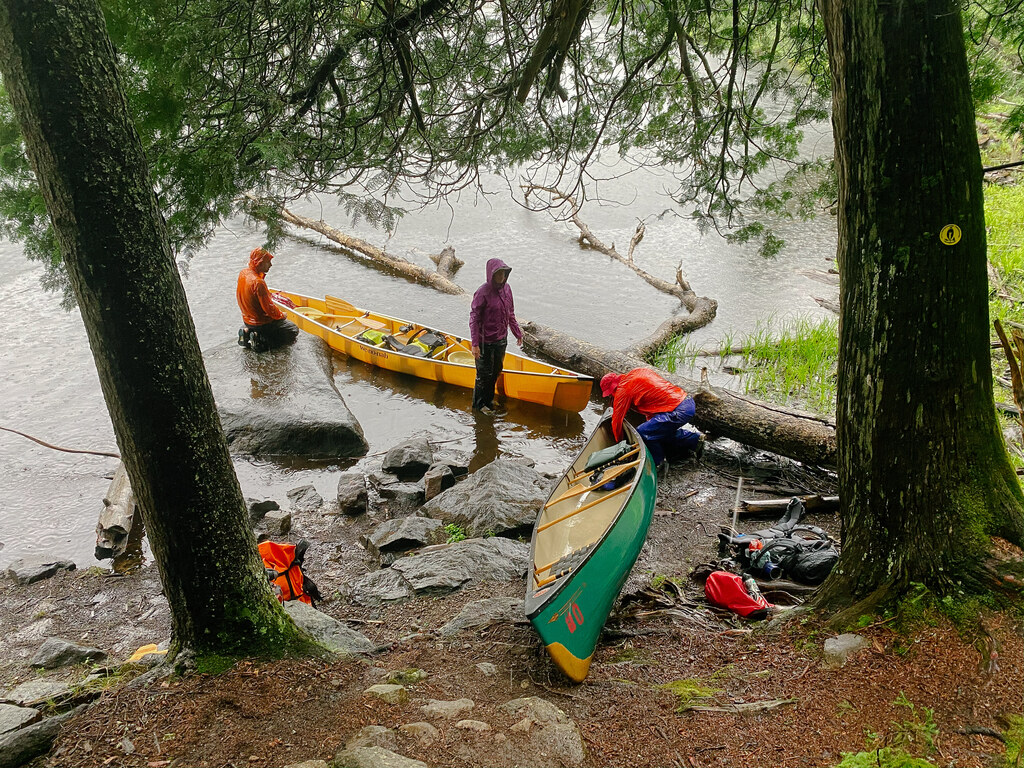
left=689, top=698, right=798, bottom=714
left=276, top=205, right=466, bottom=295
left=994, top=319, right=1024, bottom=443
left=739, top=495, right=840, bottom=515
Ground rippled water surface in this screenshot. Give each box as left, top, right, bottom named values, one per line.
left=0, top=164, right=836, bottom=567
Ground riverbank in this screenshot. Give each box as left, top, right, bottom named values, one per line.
left=2, top=438, right=1021, bottom=768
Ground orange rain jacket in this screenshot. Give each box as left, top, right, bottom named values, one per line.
left=608, top=368, right=687, bottom=442
left=258, top=540, right=314, bottom=605
left=236, top=248, right=285, bottom=327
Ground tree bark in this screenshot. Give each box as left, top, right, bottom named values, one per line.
left=817, top=0, right=1024, bottom=609
left=523, top=321, right=838, bottom=466
left=0, top=0, right=307, bottom=657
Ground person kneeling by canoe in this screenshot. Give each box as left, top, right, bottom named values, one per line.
left=600, top=368, right=704, bottom=468
left=236, top=247, right=299, bottom=352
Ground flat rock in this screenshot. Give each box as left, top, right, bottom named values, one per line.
left=390, top=538, right=529, bottom=593
left=287, top=484, right=323, bottom=513
left=364, top=684, right=409, bottom=705
left=377, top=482, right=424, bottom=508
left=5, top=557, right=76, bottom=586
left=282, top=601, right=375, bottom=656
left=398, top=722, right=438, bottom=745
left=823, top=633, right=871, bottom=668
left=385, top=668, right=427, bottom=686
left=421, top=458, right=552, bottom=536
left=283, top=761, right=329, bottom=768
left=247, top=498, right=280, bottom=524
left=475, top=662, right=498, bottom=677
left=0, top=704, right=41, bottom=735
left=347, top=538, right=528, bottom=606
left=333, top=746, right=427, bottom=768
left=455, top=719, right=491, bottom=732
left=259, top=510, right=292, bottom=536
left=439, top=597, right=525, bottom=638
left=363, top=517, right=444, bottom=557
left=346, top=725, right=399, bottom=751
left=501, top=697, right=584, bottom=767
left=206, top=336, right=368, bottom=458
left=30, top=637, right=106, bottom=670
left=421, top=698, right=474, bottom=718
left=2, top=679, right=71, bottom=706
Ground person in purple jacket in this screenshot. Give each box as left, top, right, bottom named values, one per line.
left=469, top=258, right=523, bottom=414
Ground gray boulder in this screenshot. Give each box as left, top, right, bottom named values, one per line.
left=502, top=697, right=585, bottom=767
left=337, top=472, right=368, bottom=516
left=0, top=704, right=40, bottom=735
left=5, top=557, right=76, bottom=586
left=333, top=746, right=427, bottom=768
left=30, top=637, right=106, bottom=670
left=439, top=597, right=526, bottom=638
left=346, top=725, right=399, bottom=751
left=247, top=498, right=280, bottom=525
left=258, top=510, right=292, bottom=537
left=421, top=459, right=552, bottom=537
left=206, top=335, right=368, bottom=458
left=363, top=517, right=444, bottom=559
left=287, top=484, right=323, bottom=513
left=430, top=450, right=471, bottom=478
left=422, top=464, right=456, bottom=501
left=282, top=601, right=375, bottom=656
left=377, top=482, right=424, bottom=508
left=347, top=538, right=528, bottom=606
left=382, top=438, right=433, bottom=480
left=2, top=680, right=71, bottom=706
left=0, top=705, right=85, bottom=768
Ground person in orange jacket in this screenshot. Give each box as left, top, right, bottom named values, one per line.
left=236, top=247, right=299, bottom=352
left=600, top=368, right=703, bottom=466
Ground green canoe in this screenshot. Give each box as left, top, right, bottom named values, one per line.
left=525, top=414, right=657, bottom=682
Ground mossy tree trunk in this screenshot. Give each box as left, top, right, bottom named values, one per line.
left=0, top=0, right=306, bottom=657
left=817, top=0, right=1024, bottom=609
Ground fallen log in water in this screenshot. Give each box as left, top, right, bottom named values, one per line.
left=522, top=320, right=837, bottom=467
left=95, top=461, right=136, bottom=560
left=278, top=206, right=466, bottom=295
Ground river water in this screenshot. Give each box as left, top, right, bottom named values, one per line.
left=0, top=162, right=837, bottom=568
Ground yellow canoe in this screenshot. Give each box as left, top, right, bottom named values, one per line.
left=271, top=290, right=594, bottom=412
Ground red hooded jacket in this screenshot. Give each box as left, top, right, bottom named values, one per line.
left=237, top=248, right=285, bottom=327
left=606, top=368, right=687, bottom=441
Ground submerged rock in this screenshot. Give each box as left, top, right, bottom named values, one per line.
left=206, top=335, right=367, bottom=458
left=5, top=558, right=76, bottom=586
left=382, top=438, right=433, bottom=480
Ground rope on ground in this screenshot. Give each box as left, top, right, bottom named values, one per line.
left=0, top=425, right=120, bottom=459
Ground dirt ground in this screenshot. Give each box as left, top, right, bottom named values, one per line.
left=2, top=442, right=1022, bottom=768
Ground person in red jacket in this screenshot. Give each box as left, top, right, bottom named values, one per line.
left=600, top=368, right=703, bottom=466
left=469, top=258, right=523, bottom=414
left=236, top=247, right=299, bottom=352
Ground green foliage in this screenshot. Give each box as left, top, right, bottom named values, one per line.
left=444, top=523, right=466, bottom=544
left=834, top=748, right=936, bottom=768
left=193, top=654, right=237, bottom=676
left=657, top=678, right=721, bottom=712
left=890, top=692, right=939, bottom=756
left=1004, top=715, right=1024, bottom=767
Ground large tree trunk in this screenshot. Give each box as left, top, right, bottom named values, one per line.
left=0, top=0, right=307, bottom=657
left=817, top=0, right=1024, bottom=609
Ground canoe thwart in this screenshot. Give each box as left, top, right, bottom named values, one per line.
left=569, top=446, right=641, bottom=485
left=544, top=460, right=641, bottom=508
left=536, top=483, right=632, bottom=533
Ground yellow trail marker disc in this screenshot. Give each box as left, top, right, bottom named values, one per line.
left=940, top=224, right=962, bottom=245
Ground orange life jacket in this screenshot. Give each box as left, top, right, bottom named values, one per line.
left=258, top=540, right=319, bottom=606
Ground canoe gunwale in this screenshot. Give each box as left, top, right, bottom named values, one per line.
left=524, top=416, right=649, bottom=621
left=271, top=292, right=594, bottom=381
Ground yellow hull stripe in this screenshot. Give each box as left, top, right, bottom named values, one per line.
left=545, top=642, right=593, bottom=682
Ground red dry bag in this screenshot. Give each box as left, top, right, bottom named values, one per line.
left=704, top=571, right=772, bottom=620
